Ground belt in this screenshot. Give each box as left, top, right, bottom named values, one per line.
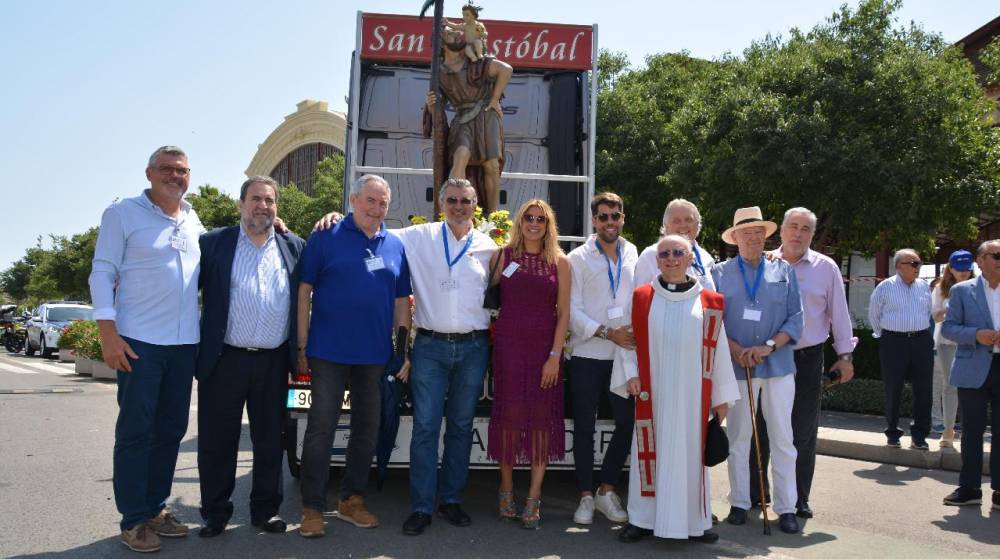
left=416, top=328, right=489, bottom=342
left=882, top=330, right=927, bottom=338
left=793, top=343, right=824, bottom=353
left=224, top=342, right=286, bottom=353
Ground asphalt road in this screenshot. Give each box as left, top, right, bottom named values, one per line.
left=0, top=351, right=997, bottom=559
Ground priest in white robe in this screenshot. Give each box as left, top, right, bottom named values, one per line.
left=612, top=235, right=740, bottom=544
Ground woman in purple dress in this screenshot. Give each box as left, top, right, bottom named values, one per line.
left=488, top=199, right=571, bottom=529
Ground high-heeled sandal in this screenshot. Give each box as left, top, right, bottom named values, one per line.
left=521, top=497, right=541, bottom=529
left=498, top=490, right=518, bottom=521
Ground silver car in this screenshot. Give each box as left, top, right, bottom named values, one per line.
left=25, top=302, right=93, bottom=357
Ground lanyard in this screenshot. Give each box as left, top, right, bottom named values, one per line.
left=595, top=239, right=623, bottom=299
left=737, top=255, right=765, bottom=304
left=442, top=222, right=473, bottom=274
left=691, top=241, right=705, bottom=276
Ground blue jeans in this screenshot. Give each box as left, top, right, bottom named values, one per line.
left=408, top=333, right=488, bottom=514
left=115, top=337, right=196, bottom=531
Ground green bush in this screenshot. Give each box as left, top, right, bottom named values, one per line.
left=57, top=319, right=91, bottom=350
left=821, top=378, right=913, bottom=417
left=66, top=320, right=103, bottom=361
left=823, top=328, right=881, bottom=381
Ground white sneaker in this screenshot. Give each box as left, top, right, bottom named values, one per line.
left=595, top=490, right=628, bottom=523
left=573, top=495, right=595, bottom=525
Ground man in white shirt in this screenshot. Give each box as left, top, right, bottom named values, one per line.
left=397, top=179, right=497, bottom=536
left=634, top=198, right=715, bottom=290
left=567, top=192, right=638, bottom=525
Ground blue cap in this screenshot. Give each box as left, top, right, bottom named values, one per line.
left=949, top=250, right=974, bottom=272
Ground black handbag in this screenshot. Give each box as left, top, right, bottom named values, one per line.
left=704, top=415, right=729, bottom=467
left=483, top=249, right=503, bottom=310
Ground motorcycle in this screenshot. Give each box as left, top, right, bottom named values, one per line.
left=1, top=305, right=27, bottom=353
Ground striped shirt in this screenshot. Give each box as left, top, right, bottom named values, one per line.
left=868, top=274, right=931, bottom=337
left=224, top=227, right=290, bottom=349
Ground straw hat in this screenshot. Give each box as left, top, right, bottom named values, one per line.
left=721, top=206, right=778, bottom=245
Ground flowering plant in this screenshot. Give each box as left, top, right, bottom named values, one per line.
left=409, top=206, right=513, bottom=246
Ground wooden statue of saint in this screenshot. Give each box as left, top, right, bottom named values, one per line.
left=423, top=2, right=512, bottom=216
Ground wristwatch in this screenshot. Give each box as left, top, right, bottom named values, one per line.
left=765, top=339, right=776, bottom=349
left=838, top=353, right=853, bottom=362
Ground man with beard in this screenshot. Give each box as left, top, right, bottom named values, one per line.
left=194, top=176, right=306, bottom=538
left=634, top=198, right=715, bottom=290
left=424, top=24, right=512, bottom=214
left=90, top=146, right=205, bottom=552
left=566, top=192, right=638, bottom=526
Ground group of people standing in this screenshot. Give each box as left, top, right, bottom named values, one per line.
left=90, top=146, right=999, bottom=554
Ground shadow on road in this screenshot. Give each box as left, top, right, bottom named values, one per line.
left=932, top=505, right=1000, bottom=546
left=851, top=463, right=956, bottom=486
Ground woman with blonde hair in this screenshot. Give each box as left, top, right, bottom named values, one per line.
left=931, top=250, right=976, bottom=448
left=487, top=199, right=571, bottom=529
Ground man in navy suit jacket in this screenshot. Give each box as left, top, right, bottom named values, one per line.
left=195, top=176, right=306, bottom=537
left=941, top=239, right=1000, bottom=509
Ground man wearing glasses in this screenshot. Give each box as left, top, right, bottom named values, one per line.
left=90, top=146, right=205, bottom=553
left=868, top=248, right=933, bottom=450
left=941, top=239, right=1000, bottom=508
left=566, top=192, right=638, bottom=526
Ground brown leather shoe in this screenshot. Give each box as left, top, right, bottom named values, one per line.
left=147, top=509, right=188, bottom=538
left=120, top=523, right=161, bottom=553
left=299, top=507, right=325, bottom=538
left=337, top=495, right=379, bottom=528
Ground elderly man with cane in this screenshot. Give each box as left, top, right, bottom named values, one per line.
left=711, top=207, right=803, bottom=534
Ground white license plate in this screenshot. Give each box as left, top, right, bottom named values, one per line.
left=287, top=388, right=312, bottom=409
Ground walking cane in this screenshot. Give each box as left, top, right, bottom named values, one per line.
left=744, top=366, right=772, bottom=535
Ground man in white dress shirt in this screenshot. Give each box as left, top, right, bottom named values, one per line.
left=567, top=192, right=638, bottom=525
left=634, top=199, right=715, bottom=290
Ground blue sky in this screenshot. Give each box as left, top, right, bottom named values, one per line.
left=1, top=0, right=996, bottom=271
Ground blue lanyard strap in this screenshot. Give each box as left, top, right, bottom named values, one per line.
left=596, top=239, right=623, bottom=299
left=443, top=222, right=473, bottom=272
left=737, top=255, right=765, bottom=304
left=691, top=242, right=705, bottom=275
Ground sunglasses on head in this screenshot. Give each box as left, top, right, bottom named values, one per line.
left=595, top=211, right=623, bottom=222
left=445, top=196, right=475, bottom=206
left=658, top=249, right=689, bottom=259
left=523, top=214, right=547, bottom=224
left=901, top=261, right=922, bottom=269
left=984, top=252, right=1000, bottom=261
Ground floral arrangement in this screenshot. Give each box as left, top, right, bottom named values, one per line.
left=409, top=207, right=513, bottom=246
left=59, top=319, right=102, bottom=360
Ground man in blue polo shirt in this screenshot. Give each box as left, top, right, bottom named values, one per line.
left=296, top=174, right=412, bottom=538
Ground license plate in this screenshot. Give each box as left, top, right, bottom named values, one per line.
left=287, top=388, right=312, bottom=409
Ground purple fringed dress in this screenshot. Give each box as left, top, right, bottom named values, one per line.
left=488, top=247, right=565, bottom=465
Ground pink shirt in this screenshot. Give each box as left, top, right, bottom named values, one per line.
left=776, top=247, right=858, bottom=354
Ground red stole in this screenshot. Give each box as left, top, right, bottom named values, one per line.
left=632, top=283, right=725, bottom=500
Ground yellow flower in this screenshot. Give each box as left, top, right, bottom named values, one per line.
left=410, top=215, right=428, bottom=225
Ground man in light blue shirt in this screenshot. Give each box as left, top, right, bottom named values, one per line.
left=89, top=146, right=204, bottom=553
left=868, top=248, right=933, bottom=450
left=711, top=206, right=803, bottom=535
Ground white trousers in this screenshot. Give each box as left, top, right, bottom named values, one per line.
left=727, top=373, right=798, bottom=514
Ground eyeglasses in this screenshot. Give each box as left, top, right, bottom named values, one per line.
left=523, top=214, right=547, bottom=224
left=595, top=211, right=623, bottom=222
left=900, top=261, right=922, bottom=269
left=155, top=165, right=191, bottom=177
left=658, top=249, right=689, bottom=259
left=984, top=252, right=1000, bottom=261
left=445, top=196, right=475, bottom=206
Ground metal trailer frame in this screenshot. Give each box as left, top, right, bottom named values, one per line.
left=345, top=11, right=598, bottom=242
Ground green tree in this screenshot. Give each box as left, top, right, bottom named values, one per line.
left=1, top=245, right=47, bottom=303
left=187, top=184, right=240, bottom=230
left=279, top=154, right=345, bottom=239
left=597, top=0, right=1000, bottom=256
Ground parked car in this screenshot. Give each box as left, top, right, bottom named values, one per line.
left=25, top=302, right=93, bottom=357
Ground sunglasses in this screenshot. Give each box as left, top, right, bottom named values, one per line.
left=445, top=196, right=475, bottom=206
left=900, top=261, right=922, bottom=269
left=595, top=211, right=623, bottom=222
left=658, top=249, right=689, bottom=259
left=523, top=214, right=547, bottom=224
left=985, top=252, right=1000, bottom=261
